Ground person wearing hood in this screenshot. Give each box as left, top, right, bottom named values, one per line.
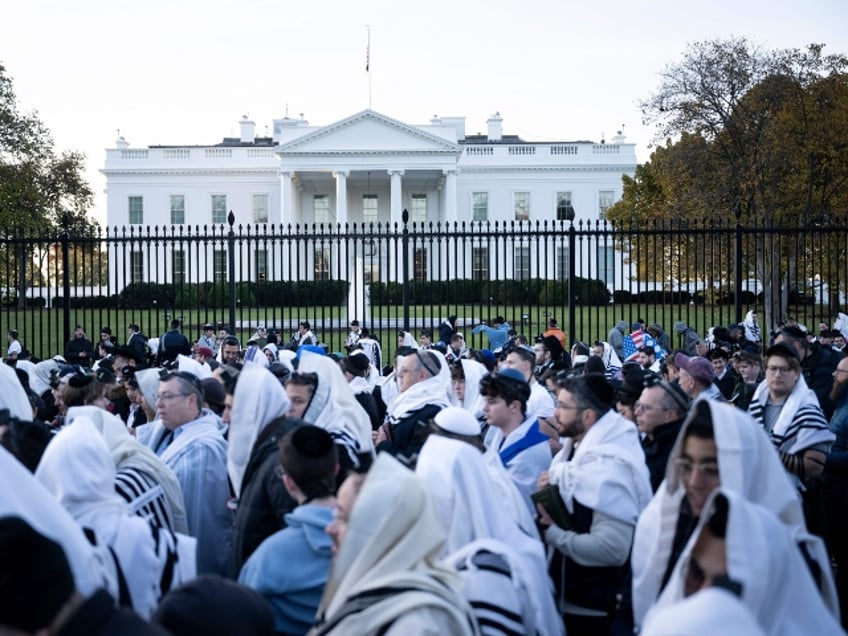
left=451, top=358, right=488, bottom=426
left=341, top=352, right=380, bottom=430
left=263, top=342, right=279, bottom=365
left=646, top=323, right=671, bottom=355
left=608, top=320, right=628, bottom=361
left=416, top=434, right=563, bottom=636
left=375, top=349, right=451, bottom=461
left=36, top=417, right=196, bottom=618
left=138, top=370, right=231, bottom=575
left=228, top=365, right=299, bottom=577
left=240, top=426, right=338, bottom=635
left=631, top=400, right=838, bottom=630
left=310, top=453, right=480, bottom=636
left=289, top=351, right=374, bottom=469
left=65, top=405, right=189, bottom=535
left=438, top=315, right=458, bottom=347
left=644, top=488, right=843, bottom=636
left=673, top=321, right=701, bottom=357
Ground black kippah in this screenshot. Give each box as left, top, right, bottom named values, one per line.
left=291, top=425, right=334, bottom=458
left=583, top=372, right=615, bottom=408
left=67, top=372, right=94, bottom=389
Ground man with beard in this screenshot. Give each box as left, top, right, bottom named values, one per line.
left=537, top=373, right=652, bottom=635
left=821, top=355, right=848, bottom=627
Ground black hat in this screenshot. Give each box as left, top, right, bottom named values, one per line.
left=0, top=517, right=74, bottom=632
left=765, top=342, right=800, bottom=362
left=342, top=353, right=370, bottom=376
left=618, top=364, right=646, bottom=399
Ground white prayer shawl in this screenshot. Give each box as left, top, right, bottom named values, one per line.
left=15, top=359, right=37, bottom=388
left=376, top=371, right=399, bottom=408
left=314, top=454, right=479, bottom=636
left=749, top=374, right=834, bottom=489
left=0, top=446, right=118, bottom=599
left=35, top=418, right=163, bottom=618
left=641, top=587, right=765, bottom=636
left=386, top=373, right=452, bottom=423
left=631, top=401, right=837, bottom=628
left=297, top=350, right=374, bottom=454
left=135, top=367, right=161, bottom=418
left=416, top=436, right=563, bottom=636
left=347, top=375, right=371, bottom=395
left=481, top=450, right=539, bottom=538
left=0, top=361, right=33, bottom=421
left=598, top=341, right=623, bottom=379
left=399, top=331, right=419, bottom=349
left=228, top=364, right=291, bottom=497
left=743, top=309, right=762, bottom=344
left=31, top=359, right=59, bottom=397
left=176, top=354, right=213, bottom=380
left=454, top=359, right=487, bottom=416
left=647, top=488, right=843, bottom=636
left=549, top=409, right=652, bottom=524
left=65, top=406, right=189, bottom=535
left=835, top=312, right=848, bottom=341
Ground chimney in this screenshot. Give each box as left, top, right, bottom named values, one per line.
left=487, top=111, right=503, bottom=142
left=239, top=115, right=256, bottom=144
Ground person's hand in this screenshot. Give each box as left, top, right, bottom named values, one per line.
left=373, top=425, right=388, bottom=446
left=536, top=503, right=553, bottom=527
left=537, top=471, right=550, bottom=490
left=548, top=438, right=563, bottom=455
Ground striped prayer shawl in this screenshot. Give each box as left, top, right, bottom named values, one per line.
left=115, top=466, right=173, bottom=532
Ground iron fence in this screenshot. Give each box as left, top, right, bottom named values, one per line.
left=2, top=211, right=847, bottom=362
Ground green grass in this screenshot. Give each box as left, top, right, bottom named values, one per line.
left=0, top=300, right=811, bottom=363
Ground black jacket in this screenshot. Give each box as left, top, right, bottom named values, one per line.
left=229, top=417, right=299, bottom=578
left=802, top=343, right=843, bottom=420
left=642, top=418, right=685, bottom=492
left=58, top=589, right=169, bottom=636
left=157, top=329, right=191, bottom=365
left=376, top=404, right=443, bottom=461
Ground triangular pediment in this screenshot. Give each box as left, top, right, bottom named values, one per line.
left=277, top=110, right=460, bottom=155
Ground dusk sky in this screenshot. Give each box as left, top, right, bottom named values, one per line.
left=5, top=0, right=847, bottom=224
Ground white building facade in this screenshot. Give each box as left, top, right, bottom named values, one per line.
left=102, top=110, right=636, bottom=289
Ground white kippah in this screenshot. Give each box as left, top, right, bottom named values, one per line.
left=433, top=406, right=480, bottom=436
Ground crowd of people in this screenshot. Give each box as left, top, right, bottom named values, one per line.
left=1, top=310, right=847, bottom=635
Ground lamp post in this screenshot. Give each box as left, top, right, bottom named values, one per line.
left=564, top=204, right=576, bottom=348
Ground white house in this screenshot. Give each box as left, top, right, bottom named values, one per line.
left=102, top=110, right=636, bottom=290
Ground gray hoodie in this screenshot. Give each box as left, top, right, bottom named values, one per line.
left=608, top=320, right=628, bottom=359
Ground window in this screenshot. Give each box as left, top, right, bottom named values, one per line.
left=598, top=190, right=614, bottom=221
left=410, top=194, right=427, bottom=223
left=472, top=247, right=489, bottom=281
left=414, top=248, right=428, bottom=281
left=211, top=195, right=227, bottom=224
left=128, top=197, right=143, bottom=225
left=472, top=192, right=488, bottom=222
left=597, top=245, right=614, bottom=285
left=253, top=194, right=269, bottom=223
left=514, top=192, right=530, bottom=221
left=556, top=192, right=573, bottom=220
left=170, top=195, right=185, bottom=225
left=213, top=249, right=227, bottom=283
left=557, top=246, right=570, bottom=281
left=314, top=195, right=332, bottom=224
left=514, top=245, right=530, bottom=280
left=255, top=249, right=268, bottom=282
left=314, top=248, right=330, bottom=281
left=130, top=251, right=143, bottom=283
left=362, top=194, right=378, bottom=224
left=172, top=249, right=185, bottom=284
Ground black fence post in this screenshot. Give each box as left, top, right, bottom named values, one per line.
left=228, top=211, right=236, bottom=332
left=61, top=214, right=71, bottom=341
left=734, top=203, right=743, bottom=326
left=401, top=209, right=410, bottom=332
left=567, top=209, right=576, bottom=347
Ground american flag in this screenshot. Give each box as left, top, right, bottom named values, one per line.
left=622, top=330, right=666, bottom=362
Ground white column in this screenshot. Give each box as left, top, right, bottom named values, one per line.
left=280, top=171, right=294, bottom=225
left=444, top=169, right=458, bottom=223
left=389, top=169, right=404, bottom=224
left=333, top=170, right=349, bottom=225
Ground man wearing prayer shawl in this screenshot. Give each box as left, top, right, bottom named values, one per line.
left=644, top=488, right=843, bottom=635
left=537, top=372, right=652, bottom=635
left=416, top=434, right=563, bottom=636
left=631, top=400, right=839, bottom=630
left=309, top=454, right=480, bottom=635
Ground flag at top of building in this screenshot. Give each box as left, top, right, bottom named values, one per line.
left=622, top=327, right=665, bottom=362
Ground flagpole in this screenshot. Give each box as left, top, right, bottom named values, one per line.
left=366, top=25, right=371, bottom=110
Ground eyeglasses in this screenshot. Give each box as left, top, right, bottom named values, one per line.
left=835, top=369, right=848, bottom=375
left=634, top=401, right=665, bottom=412
left=155, top=393, right=189, bottom=403
left=674, top=458, right=720, bottom=480
left=765, top=365, right=794, bottom=375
